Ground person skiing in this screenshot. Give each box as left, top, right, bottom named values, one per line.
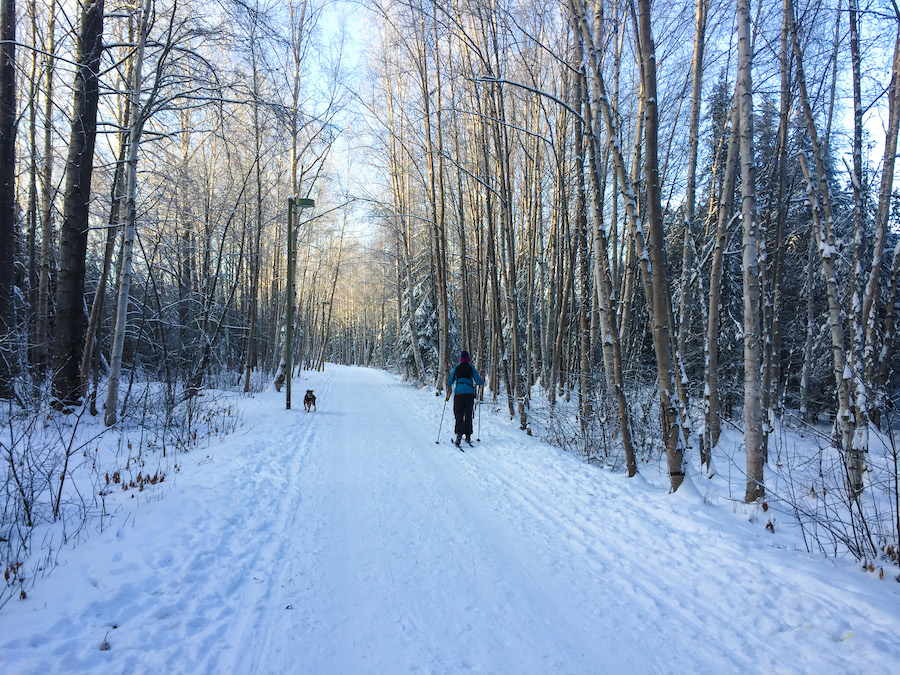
left=446, top=350, right=483, bottom=446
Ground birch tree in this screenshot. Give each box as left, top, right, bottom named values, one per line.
left=105, top=0, right=156, bottom=426
left=677, top=0, right=708, bottom=371
left=704, top=93, right=739, bottom=465
left=788, top=0, right=864, bottom=496
left=863, top=8, right=900, bottom=421
left=737, top=0, right=764, bottom=502
left=636, top=0, right=685, bottom=491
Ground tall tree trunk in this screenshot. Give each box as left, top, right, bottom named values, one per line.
left=846, top=0, right=871, bottom=462
left=551, top=213, right=575, bottom=408
left=80, top=113, right=128, bottom=405
left=274, top=0, right=308, bottom=392
left=617, top=80, right=643, bottom=345
left=80, top=19, right=134, bottom=404
left=430, top=7, right=450, bottom=391
left=677, top=0, right=708, bottom=364
left=396, top=234, right=407, bottom=380
left=705, top=93, right=740, bottom=463
left=26, top=2, right=39, bottom=382
left=799, top=223, right=816, bottom=422
left=403, top=219, right=426, bottom=383
left=243, top=175, right=261, bottom=392
left=36, top=0, right=57, bottom=381
left=763, top=5, right=792, bottom=441
left=865, top=20, right=900, bottom=422
left=316, top=218, right=347, bottom=371
left=788, top=0, right=863, bottom=495
left=449, top=67, right=472, bottom=357
left=105, top=0, right=153, bottom=426
left=414, top=4, right=449, bottom=393
left=51, top=0, right=106, bottom=409
left=575, top=37, right=638, bottom=474
left=0, top=0, right=17, bottom=398
left=575, top=95, right=593, bottom=430
left=244, top=8, right=265, bottom=393
left=636, top=0, right=685, bottom=491
left=568, top=0, right=644, bottom=477
left=798, top=153, right=863, bottom=495
left=738, top=0, right=764, bottom=502
left=489, top=75, right=527, bottom=428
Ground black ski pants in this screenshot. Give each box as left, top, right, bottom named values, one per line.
left=453, top=393, right=476, bottom=436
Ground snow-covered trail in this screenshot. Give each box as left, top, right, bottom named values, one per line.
left=262, top=367, right=607, bottom=673
left=1, top=365, right=899, bottom=674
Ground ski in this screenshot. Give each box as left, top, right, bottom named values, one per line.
left=452, top=438, right=466, bottom=452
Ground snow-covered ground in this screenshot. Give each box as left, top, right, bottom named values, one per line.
left=1, top=364, right=898, bottom=674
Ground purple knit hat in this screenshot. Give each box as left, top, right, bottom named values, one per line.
left=460, top=350, right=470, bottom=363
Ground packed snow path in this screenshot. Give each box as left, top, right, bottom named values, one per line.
left=1, top=365, right=899, bottom=673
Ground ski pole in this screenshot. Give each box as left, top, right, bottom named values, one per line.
left=476, top=385, right=482, bottom=442
left=436, top=392, right=449, bottom=443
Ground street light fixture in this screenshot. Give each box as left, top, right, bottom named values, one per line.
left=285, top=196, right=315, bottom=410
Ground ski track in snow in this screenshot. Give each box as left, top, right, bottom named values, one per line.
left=1, top=364, right=899, bottom=673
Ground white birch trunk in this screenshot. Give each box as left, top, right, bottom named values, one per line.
left=738, top=0, right=764, bottom=502
left=788, top=0, right=864, bottom=495
left=864, top=23, right=900, bottom=417
left=105, top=0, right=152, bottom=426
left=705, top=96, right=739, bottom=462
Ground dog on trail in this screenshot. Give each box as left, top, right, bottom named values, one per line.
left=303, top=390, right=316, bottom=412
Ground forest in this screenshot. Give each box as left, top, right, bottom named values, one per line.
left=1, top=0, right=900, bottom=589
